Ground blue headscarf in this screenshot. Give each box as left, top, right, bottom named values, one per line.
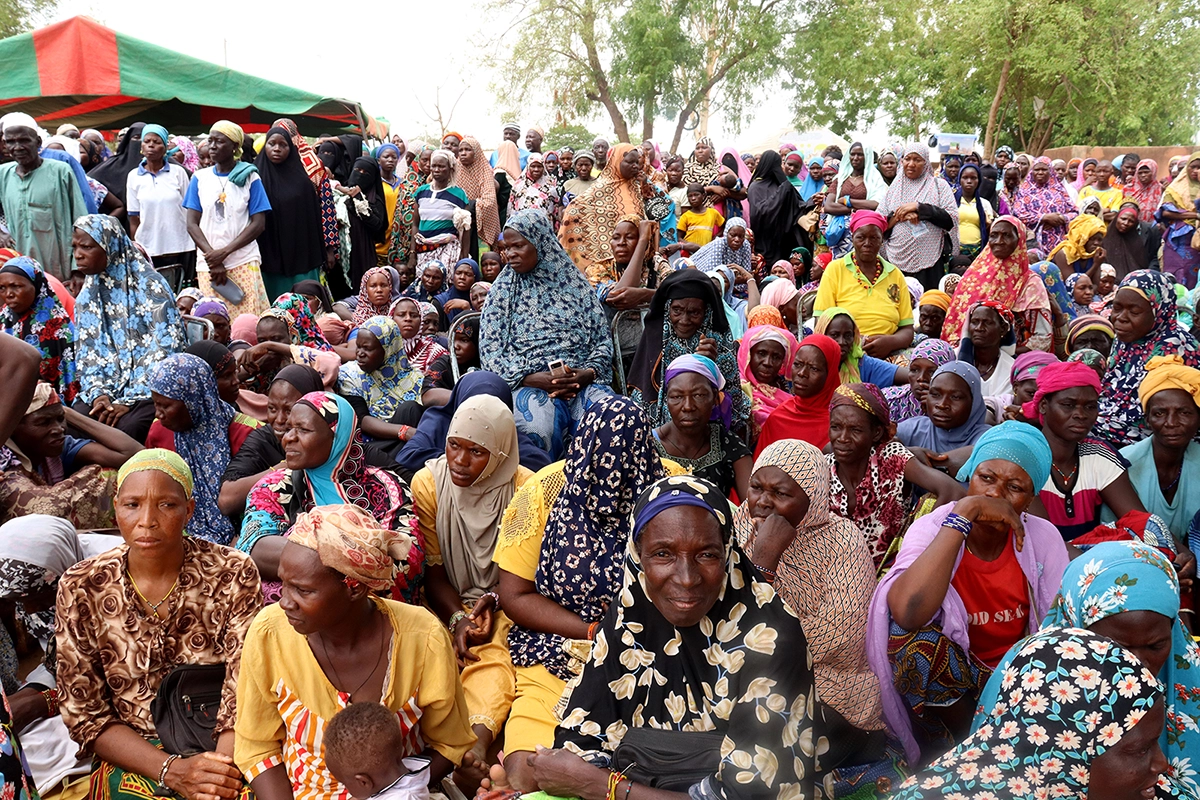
left=954, top=164, right=989, bottom=249
left=141, top=124, right=170, bottom=151
left=1029, top=260, right=1078, bottom=321
left=435, top=258, right=481, bottom=325
left=73, top=214, right=186, bottom=405
left=895, top=361, right=989, bottom=453
left=798, top=156, right=825, bottom=201
left=972, top=540, right=1200, bottom=797
left=690, top=217, right=753, bottom=273
left=336, top=316, right=421, bottom=419
left=955, top=419, right=1051, bottom=490
left=296, top=392, right=356, bottom=506
left=38, top=148, right=98, bottom=214
left=148, top=353, right=237, bottom=544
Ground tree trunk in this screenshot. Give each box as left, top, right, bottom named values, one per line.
left=580, top=0, right=630, bottom=141
left=641, top=92, right=655, bottom=144
left=983, top=59, right=1011, bottom=161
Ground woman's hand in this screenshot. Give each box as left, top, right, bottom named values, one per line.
left=522, top=371, right=557, bottom=393
left=751, top=513, right=798, bottom=573
left=894, top=202, right=919, bottom=220
left=606, top=287, right=655, bottom=310
left=443, top=299, right=471, bottom=312
left=952, top=495, right=1026, bottom=551
left=730, top=264, right=754, bottom=286
left=861, top=334, right=897, bottom=358
left=1175, top=544, right=1196, bottom=589
left=526, top=747, right=606, bottom=800
left=1041, top=213, right=1065, bottom=227
left=696, top=335, right=718, bottom=360
left=638, top=219, right=658, bottom=243
left=166, top=752, right=244, bottom=800
left=91, top=397, right=131, bottom=427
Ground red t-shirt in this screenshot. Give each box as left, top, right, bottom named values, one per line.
left=144, top=415, right=258, bottom=456
left=950, top=538, right=1031, bottom=668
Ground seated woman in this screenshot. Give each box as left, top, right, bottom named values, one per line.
left=890, top=628, right=1170, bottom=800
left=827, top=383, right=966, bottom=566
left=388, top=297, right=448, bottom=376
left=238, top=311, right=341, bottom=396
left=435, top=257, right=480, bottom=326
left=914, top=289, right=951, bottom=340
left=529, top=475, right=820, bottom=800
left=192, top=296, right=232, bottom=345
left=146, top=353, right=263, bottom=544
left=238, top=391, right=422, bottom=603
left=956, top=301, right=1016, bottom=397
left=420, top=314, right=481, bottom=407
left=395, top=370, right=552, bottom=483
left=884, top=339, right=956, bottom=424
left=867, top=422, right=1069, bottom=764
left=235, top=505, right=475, bottom=797
left=814, top=210, right=915, bottom=355
left=737, top=324, right=799, bottom=449
left=480, top=209, right=615, bottom=459
left=1097, top=270, right=1200, bottom=446
left=1021, top=361, right=1144, bottom=542
left=187, top=339, right=267, bottom=422
left=629, top=270, right=748, bottom=434
left=587, top=217, right=672, bottom=366
left=970, top=541, right=1199, bottom=798
left=491, top=397, right=673, bottom=792
left=411, top=395, right=531, bottom=787
left=57, top=450, right=261, bottom=800
left=814, top=308, right=908, bottom=388
left=1048, top=213, right=1108, bottom=277
left=350, top=266, right=401, bottom=327
left=0, top=255, right=77, bottom=401
left=1, top=382, right=141, bottom=527
left=336, top=316, right=425, bottom=452
left=759, top=277, right=802, bottom=336
left=218, top=365, right=323, bottom=517
left=72, top=214, right=188, bottom=442
left=652, top=355, right=752, bottom=499
left=401, top=260, right=447, bottom=304
left=735, top=441, right=889, bottom=785
left=1065, top=272, right=1096, bottom=317
left=896, top=362, right=991, bottom=469
left=1066, top=313, right=1115, bottom=358
left=755, top=333, right=842, bottom=453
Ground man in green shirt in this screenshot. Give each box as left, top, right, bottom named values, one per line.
left=0, top=122, right=88, bottom=279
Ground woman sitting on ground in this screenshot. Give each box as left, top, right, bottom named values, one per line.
left=955, top=301, right=1016, bottom=397
left=435, top=258, right=481, bottom=326
left=238, top=392, right=422, bottom=603
left=883, top=339, right=956, bottom=424
left=0, top=382, right=141, bottom=527
left=237, top=307, right=341, bottom=396
left=57, top=450, right=261, bottom=800
left=420, top=314, right=482, bottom=406
left=737, top=324, right=799, bottom=449
left=336, top=316, right=426, bottom=450
left=1065, top=313, right=1115, bottom=359
left=389, top=297, right=448, bottom=376
left=813, top=308, right=908, bottom=389
left=0, top=255, right=77, bottom=401
left=867, top=422, right=1069, bottom=764
left=896, top=362, right=991, bottom=472
left=525, top=475, right=820, bottom=800
left=827, top=383, right=965, bottom=566
left=411, top=396, right=531, bottom=789
left=755, top=333, right=842, bottom=453
left=652, top=355, right=752, bottom=499
left=191, top=297, right=232, bottom=345
left=235, top=505, right=475, bottom=799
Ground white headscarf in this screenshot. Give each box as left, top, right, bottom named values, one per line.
left=879, top=142, right=960, bottom=273
left=834, top=142, right=888, bottom=203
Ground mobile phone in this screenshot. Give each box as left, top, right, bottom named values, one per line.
left=548, top=359, right=568, bottom=377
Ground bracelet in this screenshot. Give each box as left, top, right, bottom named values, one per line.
left=40, top=688, right=58, bottom=717
left=397, top=425, right=411, bottom=441
left=753, top=562, right=777, bottom=582
left=448, top=610, right=468, bottom=631
left=158, top=753, right=180, bottom=789
left=607, top=768, right=630, bottom=800
left=624, top=778, right=634, bottom=800
left=942, top=512, right=974, bottom=539
left=481, top=590, right=501, bottom=611
left=587, top=620, right=602, bottom=641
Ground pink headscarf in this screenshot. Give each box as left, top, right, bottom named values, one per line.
left=771, top=259, right=795, bottom=282
left=737, top=325, right=800, bottom=435
left=849, top=209, right=888, bottom=232
left=1021, top=361, right=1100, bottom=422
left=230, top=313, right=258, bottom=344
left=760, top=278, right=800, bottom=309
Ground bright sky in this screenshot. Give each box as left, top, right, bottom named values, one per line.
left=40, top=0, right=882, bottom=155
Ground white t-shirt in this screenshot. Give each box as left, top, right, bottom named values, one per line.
left=126, top=161, right=195, bottom=257
left=182, top=167, right=270, bottom=270
left=979, top=349, right=1015, bottom=398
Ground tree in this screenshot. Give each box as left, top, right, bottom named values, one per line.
left=543, top=123, right=600, bottom=152
left=0, top=0, right=52, bottom=39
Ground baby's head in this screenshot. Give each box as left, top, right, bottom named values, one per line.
left=324, top=702, right=407, bottom=800
left=718, top=172, right=737, bottom=189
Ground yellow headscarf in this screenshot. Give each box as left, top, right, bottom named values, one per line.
left=289, top=504, right=413, bottom=590
left=1163, top=152, right=1200, bottom=221
left=116, top=448, right=194, bottom=497
left=209, top=120, right=245, bottom=160
left=1048, top=214, right=1107, bottom=264
left=814, top=307, right=863, bottom=384
left=917, top=290, right=952, bottom=311
left=1138, top=355, right=1200, bottom=411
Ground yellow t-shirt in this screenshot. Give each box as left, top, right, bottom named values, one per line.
left=411, top=465, right=535, bottom=570
left=1078, top=185, right=1124, bottom=212
left=958, top=197, right=981, bottom=246
left=677, top=208, right=725, bottom=247
left=813, top=255, right=914, bottom=337
left=375, top=180, right=400, bottom=258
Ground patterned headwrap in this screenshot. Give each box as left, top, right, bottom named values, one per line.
left=260, top=292, right=333, bottom=351
left=663, top=353, right=732, bottom=430
left=1010, top=350, right=1058, bottom=384
left=171, top=136, right=199, bottom=172
left=116, top=448, right=194, bottom=497
left=289, top=504, right=413, bottom=590
left=1138, top=354, right=1200, bottom=411
left=1065, top=313, right=1114, bottom=353
left=830, top=381, right=893, bottom=436
left=192, top=297, right=229, bottom=320
left=1021, top=361, right=1101, bottom=423
left=630, top=474, right=731, bottom=543
left=746, top=304, right=784, bottom=329
left=955, top=420, right=1051, bottom=490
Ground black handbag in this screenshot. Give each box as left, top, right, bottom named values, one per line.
left=151, top=664, right=226, bottom=755
left=612, top=727, right=725, bottom=792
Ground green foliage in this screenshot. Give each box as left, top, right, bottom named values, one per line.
left=0, top=0, right=52, bottom=39
left=543, top=123, right=600, bottom=152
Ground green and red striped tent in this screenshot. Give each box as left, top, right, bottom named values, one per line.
left=0, top=16, right=387, bottom=136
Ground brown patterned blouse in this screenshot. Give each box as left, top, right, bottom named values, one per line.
left=55, top=537, right=262, bottom=754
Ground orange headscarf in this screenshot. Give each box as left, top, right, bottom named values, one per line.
left=557, top=142, right=645, bottom=274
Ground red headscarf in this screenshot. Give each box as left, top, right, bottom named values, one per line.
left=753, top=333, right=842, bottom=454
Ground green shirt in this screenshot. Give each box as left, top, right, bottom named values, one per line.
left=0, top=159, right=88, bottom=280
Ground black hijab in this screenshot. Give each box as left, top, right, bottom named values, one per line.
left=88, top=122, right=145, bottom=204
left=746, top=150, right=802, bottom=265
left=186, top=340, right=235, bottom=376
left=271, top=363, right=325, bottom=395
left=316, top=139, right=348, bottom=183
left=955, top=164, right=990, bottom=249
left=339, top=135, right=364, bottom=178
left=344, top=156, right=389, bottom=290
left=291, top=279, right=334, bottom=314
left=978, top=163, right=999, bottom=203
left=255, top=126, right=326, bottom=278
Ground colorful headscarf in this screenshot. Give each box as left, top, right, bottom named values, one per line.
left=814, top=307, right=865, bottom=384
left=1072, top=157, right=1098, bottom=192
left=336, top=316, right=421, bottom=420
left=955, top=299, right=1015, bottom=364
left=663, top=353, right=732, bottom=429
left=941, top=215, right=1033, bottom=346
left=456, top=136, right=501, bottom=247
left=261, top=292, right=333, bottom=351
left=1065, top=313, right=1115, bottom=353
left=1013, top=156, right=1079, bottom=252
left=192, top=297, right=228, bottom=320
left=1021, top=361, right=1101, bottom=423
left=1010, top=350, right=1059, bottom=385
left=1124, top=159, right=1163, bottom=223
left=830, top=381, right=892, bottom=432
left=116, top=448, right=193, bottom=497
left=848, top=208, right=887, bottom=232
left=170, top=136, right=199, bottom=173
left=1067, top=348, right=1106, bottom=377
left=883, top=338, right=957, bottom=423
left=737, top=324, right=799, bottom=437
left=746, top=304, right=785, bottom=329
left=1048, top=213, right=1107, bottom=265
left=917, top=289, right=951, bottom=311
left=1138, top=354, right=1200, bottom=411
left=879, top=142, right=960, bottom=274
left=0, top=255, right=77, bottom=401
left=682, top=137, right=720, bottom=186
left=149, top=353, right=238, bottom=544
left=754, top=333, right=842, bottom=453
left=289, top=504, right=413, bottom=591
left=1029, top=259, right=1078, bottom=321
left=351, top=266, right=400, bottom=327
left=558, top=142, right=644, bottom=274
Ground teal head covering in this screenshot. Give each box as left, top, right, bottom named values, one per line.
left=141, top=124, right=170, bottom=150
left=294, top=391, right=356, bottom=507
left=955, top=419, right=1051, bottom=490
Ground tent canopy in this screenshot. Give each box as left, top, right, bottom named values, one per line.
left=0, top=16, right=385, bottom=136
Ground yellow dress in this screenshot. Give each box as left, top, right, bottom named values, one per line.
left=376, top=181, right=400, bottom=261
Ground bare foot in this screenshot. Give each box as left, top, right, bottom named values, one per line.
left=455, top=750, right=491, bottom=796
left=475, top=762, right=513, bottom=799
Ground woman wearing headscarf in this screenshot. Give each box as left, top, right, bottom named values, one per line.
left=1102, top=200, right=1159, bottom=282
left=254, top=125, right=326, bottom=300
left=508, top=153, right=562, bottom=228
left=385, top=142, right=431, bottom=267
left=896, top=361, right=990, bottom=458
left=413, top=149, right=471, bottom=273
left=879, top=142, right=960, bottom=289
left=547, top=474, right=820, bottom=800
left=562, top=151, right=597, bottom=199
left=389, top=296, right=448, bottom=376
left=1158, top=152, right=1200, bottom=288
left=884, top=338, right=957, bottom=423
left=688, top=216, right=754, bottom=273
left=969, top=542, right=1198, bottom=797
left=891, top=628, right=1170, bottom=800
left=456, top=136, right=501, bottom=247
left=411, top=395, right=529, bottom=777
left=1048, top=212, right=1108, bottom=280
left=349, top=265, right=400, bottom=326
left=821, top=142, right=889, bottom=258
left=171, top=135, right=199, bottom=173
left=235, top=504, right=474, bottom=794
left=0, top=256, right=77, bottom=401
left=492, top=397, right=673, bottom=791
left=126, top=123, right=195, bottom=275
left=1123, top=158, right=1164, bottom=222
left=56, top=450, right=260, bottom=800
left=812, top=308, right=905, bottom=389
left=682, top=136, right=720, bottom=188
left=1011, top=155, right=1079, bottom=255
left=338, top=156, right=390, bottom=294
left=954, top=299, right=1018, bottom=396
left=268, top=120, right=339, bottom=269
left=86, top=122, right=145, bottom=210
left=744, top=150, right=803, bottom=265
left=952, top=163, right=995, bottom=262
left=867, top=421, right=1069, bottom=764
left=1095, top=271, right=1200, bottom=446
left=480, top=210, right=614, bottom=459
left=336, top=315, right=424, bottom=442
left=627, top=269, right=746, bottom=432
left=558, top=143, right=645, bottom=276
left=237, top=391, right=421, bottom=602
left=754, top=333, right=842, bottom=453
left=72, top=214, right=187, bottom=442
left=144, top=353, right=258, bottom=545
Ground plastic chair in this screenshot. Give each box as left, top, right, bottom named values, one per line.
left=448, top=311, right=482, bottom=384
left=181, top=314, right=214, bottom=346
left=155, top=263, right=184, bottom=294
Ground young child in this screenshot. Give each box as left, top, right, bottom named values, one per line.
left=324, top=702, right=432, bottom=800
left=676, top=183, right=725, bottom=246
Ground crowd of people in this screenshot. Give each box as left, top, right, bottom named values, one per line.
left=1, top=109, right=1200, bottom=800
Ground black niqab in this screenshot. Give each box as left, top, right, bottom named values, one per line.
left=747, top=150, right=802, bottom=265
left=88, top=122, right=146, bottom=204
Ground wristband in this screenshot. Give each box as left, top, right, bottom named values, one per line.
left=753, top=562, right=777, bottom=582
left=40, top=688, right=58, bottom=717
left=942, top=512, right=974, bottom=539
left=587, top=620, right=602, bottom=641
left=481, top=590, right=501, bottom=611
left=397, top=425, right=411, bottom=441
left=448, top=610, right=468, bottom=632
left=158, top=754, right=180, bottom=790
